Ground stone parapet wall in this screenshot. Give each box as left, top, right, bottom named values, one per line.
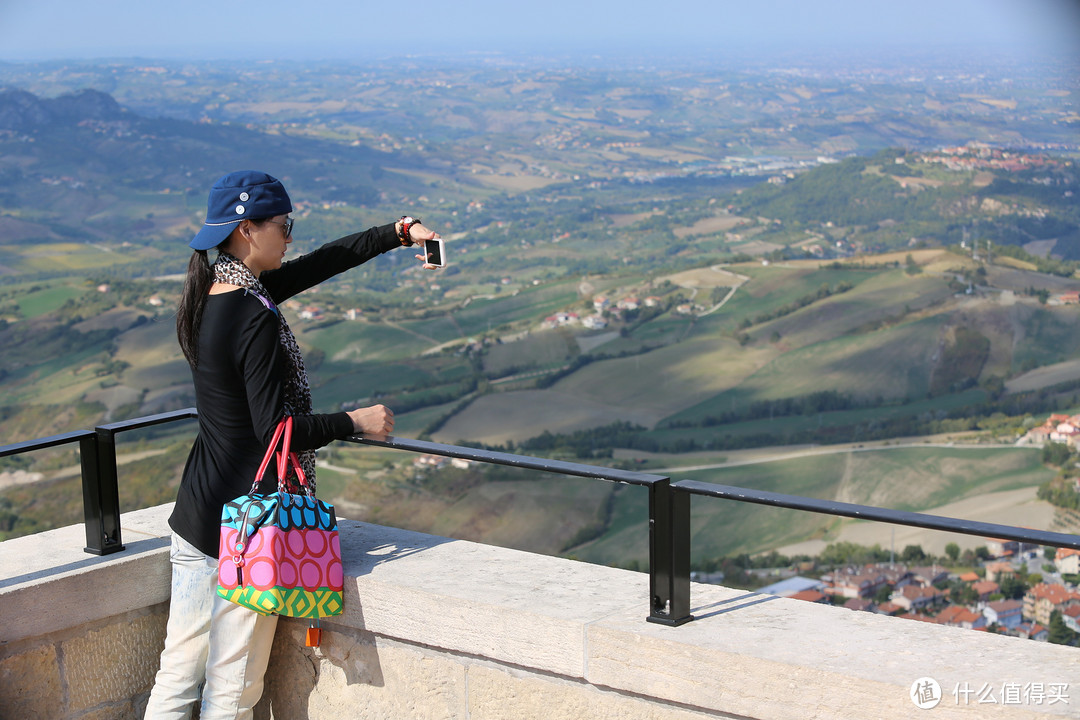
left=0, top=508, right=173, bottom=719
left=0, top=605, right=168, bottom=719
left=262, top=622, right=719, bottom=720
left=2, top=505, right=1078, bottom=719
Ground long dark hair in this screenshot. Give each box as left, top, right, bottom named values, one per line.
left=176, top=249, right=212, bottom=366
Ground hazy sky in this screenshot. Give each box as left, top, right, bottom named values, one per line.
left=0, top=0, right=1078, bottom=62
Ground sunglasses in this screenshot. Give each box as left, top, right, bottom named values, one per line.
left=264, top=217, right=294, bottom=238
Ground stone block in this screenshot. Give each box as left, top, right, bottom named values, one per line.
left=260, top=621, right=466, bottom=720
left=466, top=664, right=716, bottom=720
left=62, top=610, right=167, bottom=712
left=0, top=644, right=63, bottom=720
left=0, top=504, right=172, bottom=645
left=586, top=585, right=1080, bottom=719
left=72, top=701, right=141, bottom=720
left=337, top=521, right=645, bottom=678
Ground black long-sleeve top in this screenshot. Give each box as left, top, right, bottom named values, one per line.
left=169, top=223, right=401, bottom=557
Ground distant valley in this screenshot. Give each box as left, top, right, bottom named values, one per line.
left=0, top=56, right=1077, bottom=567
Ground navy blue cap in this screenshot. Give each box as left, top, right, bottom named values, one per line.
left=190, top=171, right=293, bottom=251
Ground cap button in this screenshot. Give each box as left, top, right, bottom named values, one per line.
left=236, top=205, right=245, bottom=215
left=239, top=192, right=250, bottom=201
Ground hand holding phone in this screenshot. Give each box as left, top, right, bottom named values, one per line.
left=423, top=237, right=446, bottom=268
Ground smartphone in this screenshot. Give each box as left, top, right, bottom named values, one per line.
left=423, top=237, right=446, bottom=267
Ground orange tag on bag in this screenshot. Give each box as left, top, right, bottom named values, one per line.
left=306, top=627, right=322, bottom=647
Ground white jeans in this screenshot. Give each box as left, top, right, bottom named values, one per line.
left=144, top=534, right=279, bottom=720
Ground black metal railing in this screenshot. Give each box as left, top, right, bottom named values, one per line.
left=2, top=409, right=1079, bottom=626
left=349, top=435, right=1080, bottom=625
left=0, top=409, right=198, bottom=555
left=346, top=434, right=690, bottom=626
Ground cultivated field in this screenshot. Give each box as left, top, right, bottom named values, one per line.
left=432, top=389, right=661, bottom=445
left=776, top=486, right=1056, bottom=557
left=570, top=444, right=1054, bottom=567
left=672, top=214, right=747, bottom=238
left=1006, top=359, right=1080, bottom=393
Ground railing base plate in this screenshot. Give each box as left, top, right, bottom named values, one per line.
left=646, top=614, right=694, bottom=627
left=84, top=544, right=125, bottom=556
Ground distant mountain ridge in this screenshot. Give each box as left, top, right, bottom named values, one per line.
left=0, top=88, right=128, bottom=131
left=0, top=88, right=410, bottom=247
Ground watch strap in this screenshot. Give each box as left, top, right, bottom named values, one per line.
left=398, top=216, right=421, bottom=246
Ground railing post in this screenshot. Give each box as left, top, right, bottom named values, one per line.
left=647, top=478, right=692, bottom=626
left=80, top=428, right=124, bottom=555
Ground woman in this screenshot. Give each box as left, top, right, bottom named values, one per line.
left=145, top=170, right=438, bottom=719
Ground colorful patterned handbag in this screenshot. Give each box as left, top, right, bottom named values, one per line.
left=217, top=416, right=344, bottom=629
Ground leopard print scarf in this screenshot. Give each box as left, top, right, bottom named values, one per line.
left=213, top=251, right=316, bottom=495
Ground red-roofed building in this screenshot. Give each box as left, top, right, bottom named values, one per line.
left=1051, top=418, right=1080, bottom=446
left=936, top=606, right=987, bottom=630
left=1063, top=605, right=1080, bottom=634
left=971, top=580, right=999, bottom=602
left=874, top=565, right=914, bottom=588
left=984, top=562, right=1016, bottom=583
left=892, top=585, right=944, bottom=611
left=843, top=598, right=875, bottom=613
left=790, top=589, right=829, bottom=604
left=935, top=606, right=964, bottom=625
left=957, top=572, right=980, bottom=583
left=1014, top=623, right=1048, bottom=642
left=984, top=538, right=1018, bottom=559
left=909, top=566, right=949, bottom=587
left=412, top=454, right=448, bottom=470
left=1054, top=548, right=1080, bottom=575
left=875, top=602, right=903, bottom=616
left=1026, top=425, right=1053, bottom=444
left=1023, top=583, right=1080, bottom=626
left=823, top=568, right=887, bottom=599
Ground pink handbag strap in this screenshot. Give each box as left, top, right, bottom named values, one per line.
left=249, top=416, right=311, bottom=496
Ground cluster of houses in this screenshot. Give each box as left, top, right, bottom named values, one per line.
left=1051, top=291, right=1080, bottom=306
left=1023, top=413, right=1080, bottom=449
left=412, top=454, right=473, bottom=471
left=674, top=302, right=706, bottom=315
left=540, top=295, right=664, bottom=331
left=540, top=311, right=586, bottom=330
left=763, top=543, right=1080, bottom=643
left=801, top=237, right=856, bottom=258
left=918, top=143, right=1066, bottom=174
left=592, top=295, right=660, bottom=313
left=279, top=299, right=365, bottom=323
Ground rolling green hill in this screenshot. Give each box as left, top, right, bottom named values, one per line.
left=431, top=252, right=1079, bottom=448
left=2, top=233, right=1077, bottom=559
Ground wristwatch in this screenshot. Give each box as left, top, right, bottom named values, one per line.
left=398, top=216, right=421, bottom=246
